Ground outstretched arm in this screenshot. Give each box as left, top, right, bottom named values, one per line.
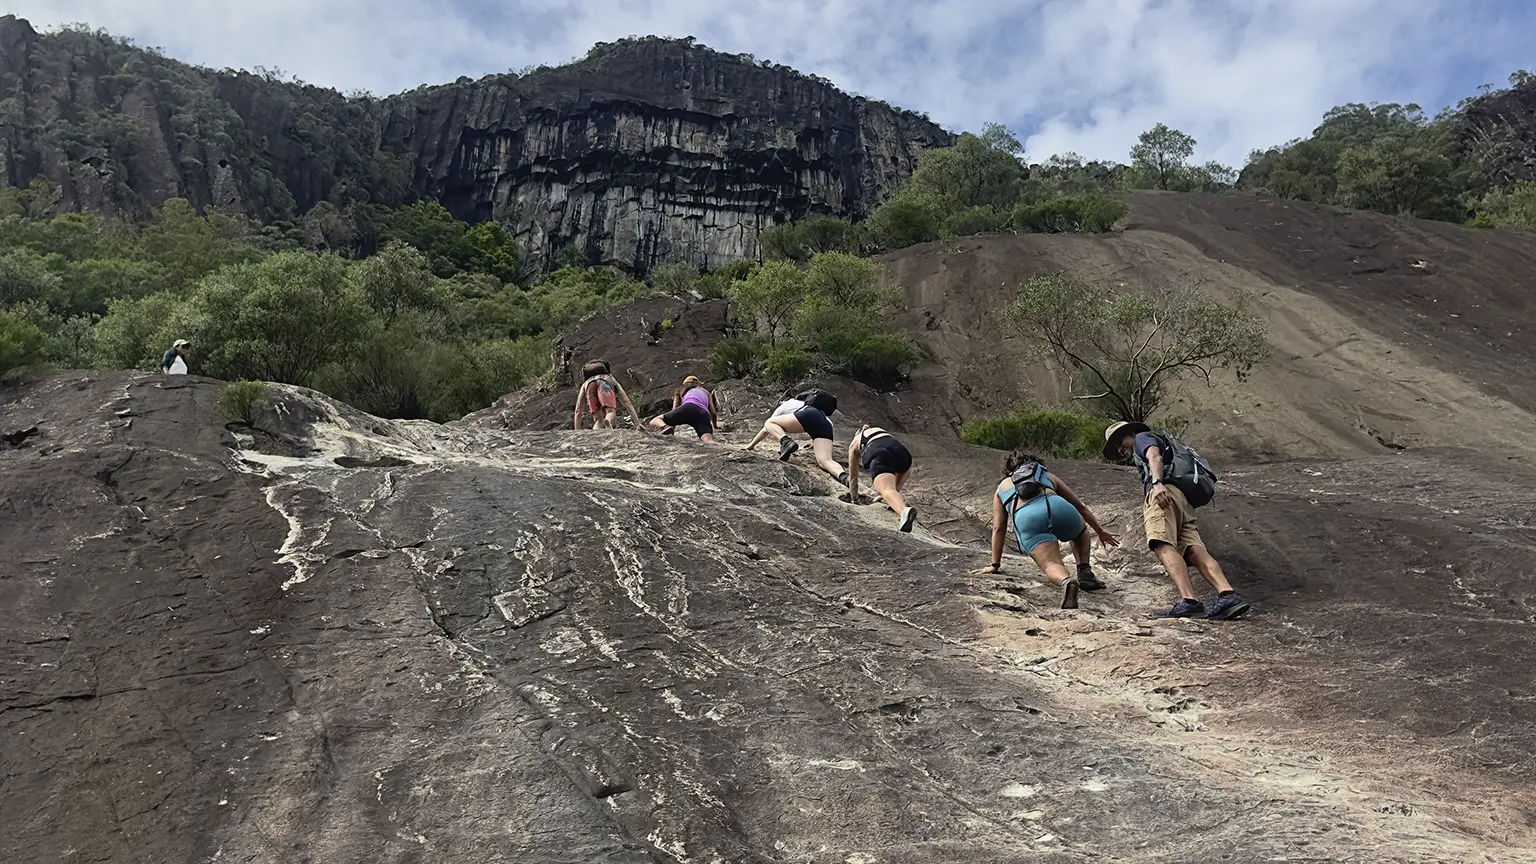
left=980, top=492, right=1007, bottom=572
left=845, top=437, right=862, bottom=501
left=708, top=392, right=719, bottom=427
left=572, top=385, right=586, bottom=430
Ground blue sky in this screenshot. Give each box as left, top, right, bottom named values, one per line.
left=12, top=0, right=1535, bottom=166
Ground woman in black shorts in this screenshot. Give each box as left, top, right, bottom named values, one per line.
left=648, top=375, right=718, bottom=442
left=846, top=425, right=917, bottom=532
left=745, top=390, right=846, bottom=482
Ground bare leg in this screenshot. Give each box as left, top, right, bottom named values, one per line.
left=1070, top=528, right=1092, bottom=569
left=1028, top=541, right=1073, bottom=586
left=871, top=473, right=908, bottom=514
left=1184, top=545, right=1233, bottom=593
left=602, top=409, right=617, bottom=429
left=700, top=431, right=715, bottom=444
left=750, top=415, right=800, bottom=449
left=648, top=415, right=669, bottom=430
left=1153, top=542, right=1200, bottom=600
left=810, top=438, right=842, bottom=479
left=894, top=470, right=909, bottom=491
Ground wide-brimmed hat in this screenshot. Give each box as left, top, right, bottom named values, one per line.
left=173, top=339, right=191, bottom=348
left=1102, top=421, right=1150, bottom=462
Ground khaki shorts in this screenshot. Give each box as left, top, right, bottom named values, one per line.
left=1143, top=484, right=1204, bottom=554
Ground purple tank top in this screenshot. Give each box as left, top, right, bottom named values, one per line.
left=681, top=387, right=710, bottom=411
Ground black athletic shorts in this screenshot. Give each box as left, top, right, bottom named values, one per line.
left=860, top=435, right=912, bottom=479
left=792, top=406, right=834, bottom=441
left=661, top=402, right=713, bottom=437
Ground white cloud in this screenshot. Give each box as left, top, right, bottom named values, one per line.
left=8, top=0, right=1531, bottom=166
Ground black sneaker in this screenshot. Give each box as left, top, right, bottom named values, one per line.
left=1150, top=598, right=1205, bottom=619
left=898, top=507, right=917, bottom=533
left=1077, top=567, right=1106, bottom=591
left=1205, top=594, right=1252, bottom=621
left=1060, top=578, right=1080, bottom=610
left=836, top=471, right=850, bottom=487
left=659, top=425, right=676, bottom=436
left=778, top=437, right=799, bottom=461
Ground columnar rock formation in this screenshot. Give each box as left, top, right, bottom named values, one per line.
left=0, top=16, right=953, bottom=272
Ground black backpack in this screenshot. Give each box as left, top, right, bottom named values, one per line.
left=1136, top=433, right=1219, bottom=508
left=794, top=388, right=838, bottom=415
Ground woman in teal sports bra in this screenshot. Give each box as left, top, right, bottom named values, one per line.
left=976, top=446, right=1119, bottom=609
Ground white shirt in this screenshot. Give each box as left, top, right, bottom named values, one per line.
left=772, top=398, right=804, bottom=417
left=168, top=356, right=188, bottom=375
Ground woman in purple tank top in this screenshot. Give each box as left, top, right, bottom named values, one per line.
left=648, top=375, right=718, bottom=442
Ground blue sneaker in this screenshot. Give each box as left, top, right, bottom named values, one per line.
left=1150, top=598, right=1205, bottom=619
left=1205, top=594, right=1252, bottom=621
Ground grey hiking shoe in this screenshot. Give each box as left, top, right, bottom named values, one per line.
left=778, top=437, right=799, bottom=461
left=1060, top=578, right=1080, bottom=610
left=1205, top=593, right=1252, bottom=621
left=898, top=507, right=917, bottom=533
left=1150, top=598, right=1205, bottom=619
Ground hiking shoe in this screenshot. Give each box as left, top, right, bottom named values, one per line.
left=1060, top=578, right=1080, bottom=610
left=778, top=437, right=799, bottom=461
left=1149, top=598, right=1205, bottom=619
left=1205, top=594, right=1252, bottom=621
left=898, top=507, right=917, bottom=533
left=659, top=425, right=675, bottom=436
left=1077, top=568, right=1106, bottom=591
left=836, top=471, right=850, bottom=487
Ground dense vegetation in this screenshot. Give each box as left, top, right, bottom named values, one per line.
left=0, top=182, right=650, bottom=419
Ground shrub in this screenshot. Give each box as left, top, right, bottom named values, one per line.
left=0, top=307, right=47, bottom=378
left=428, top=335, right=551, bottom=420
left=762, top=344, right=813, bottom=384
left=708, top=334, right=765, bottom=380
left=218, top=380, right=269, bottom=426
left=836, top=332, right=923, bottom=390
left=958, top=410, right=1106, bottom=460
left=1011, top=195, right=1128, bottom=234
left=944, top=205, right=1009, bottom=237
left=649, top=262, right=699, bottom=296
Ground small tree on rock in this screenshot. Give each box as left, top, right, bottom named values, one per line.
left=1004, top=273, right=1269, bottom=422
left=1130, top=123, right=1197, bottom=190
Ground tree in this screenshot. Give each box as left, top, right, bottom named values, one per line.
left=1003, top=273, right=1269, bottom=422
left=1471, top=180, right=1536, bottom=231
left=1334, top=136, right=1455, bottom=218
left=191, top=251, right=369, bottom=386
left=1129, top=123, right=1197, bottom=190
left=802, top=251, right=897, bottom=311
left=465, top=221, right=522, bottom=283
left=0, top=308, right=47, bottom=378
left=92, top=293, right=194, bottom=370
left=980, top=122, right=1024, bottom=158
left=649, top=262, right=699, bottom=295
left=0, top=249, right=63, bottom=307
left=729, top=260, right=808, bottom=346
left=348, top=241, right=443, bottom=326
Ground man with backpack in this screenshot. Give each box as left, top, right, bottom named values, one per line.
left=1104, top=422, right=1252, bottom=620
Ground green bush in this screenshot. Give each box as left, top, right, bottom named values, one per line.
left=944, top=205, right=1009, bottom=236
left=708, top=334, right=765, bottom=380
left=0, top=307, right=47, bottom=378
left=428, top=335, right=551, bottom=420
left=1011, top=195, right=1128, bottom=234
left=958, top=410, right=1106, bottom=460
left=218, top=380, right=269, bottom=426
left=762, top=344, right=813, bottom=384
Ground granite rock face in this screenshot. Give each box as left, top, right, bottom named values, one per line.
left=3, top=371, right=1535, bottom=863
left=0, top=16, right=952, bottom=272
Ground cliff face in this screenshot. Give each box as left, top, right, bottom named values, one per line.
left=1457, top=77, right=1536, bottom=187
left=0, top=17, right=952, bottom=272
left=385, top=39, right=953, bottom=270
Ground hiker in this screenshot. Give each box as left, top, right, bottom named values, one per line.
left=160, top=339, right=191, bottom=375
left=1103, top=422, right=1251, bottom=620
left=845, top=424, right=917, bottom=532
left=572, top=359, right=643, bottom=431
left=976, top=446, right=1118, bottom=609
left=649, top=375, right=718, bottom=442
left=746, top=387, right=845, bottom=483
